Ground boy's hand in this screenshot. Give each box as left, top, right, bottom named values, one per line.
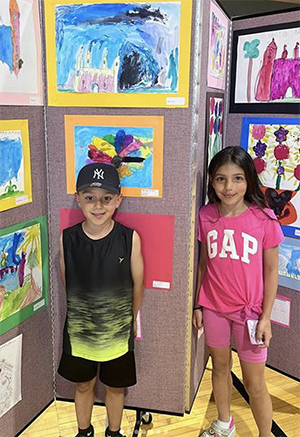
left=133, top=318, right=138, bottom=338
left=256, top=317, right=272, bottom=348
left=192, top=308, right=204, bottom=331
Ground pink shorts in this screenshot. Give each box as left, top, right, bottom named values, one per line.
left=203, top=307, right=267, bottom=364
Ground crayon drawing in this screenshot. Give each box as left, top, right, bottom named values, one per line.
left=65, top=115, right=164, bottom=197
left=241, top=117, right=300, bottom=239
left=231, top=22, right=300, bottom=113
left=0, top=0, right=43, bottom=105
left=0, top=217, right=49, bottom=335
left=207, top=1, right=229, bottom=90
left=44, top=0, right=192, bottom=107
left=0, top=120, right=32, bottom=212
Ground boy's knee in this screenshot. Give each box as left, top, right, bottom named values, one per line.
left=76, top=379, right=96, bottom=393
left=104, top=385, right=124, bottom=395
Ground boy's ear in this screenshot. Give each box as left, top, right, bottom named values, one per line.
left=117, top=193, right=123, bottom=207
left=74, top=192, right=81, bottom=206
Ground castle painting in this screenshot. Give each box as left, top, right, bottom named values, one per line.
left=44, top=0, right=193, bottom=107
left=234, top=23, right=300, bottom=105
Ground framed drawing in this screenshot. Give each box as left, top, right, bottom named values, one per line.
left=207, top=1, right=229, bottom=90
left=241, top=117, right=300, bottom=239
left=0, top=120, right=32, bottom=212
left=204, top=92, right=224, bottom=199
left=65, top=115, right=164, bottom=197
left=0, top=0, right=43, bottom=105
left=278, top=237, right=300, bottom=292
left=44, top=0, right=193, bottom=108
left=230, top=21, right=300, bottom=113
left=0, top=216, right=49, bottom=335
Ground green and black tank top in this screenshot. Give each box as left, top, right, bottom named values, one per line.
left=62, top=221, right=134, bottom=362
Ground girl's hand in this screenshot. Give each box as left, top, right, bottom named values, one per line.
left=256, top=317, right=272, bottom=348
left=133, top=318, right=138, bottom=338
left=193, top=308, right=204, bottom=331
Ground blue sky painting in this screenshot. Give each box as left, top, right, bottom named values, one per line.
left=0, top=132, right=23, bottom=199
left=55, top=2, right=181, bottom=94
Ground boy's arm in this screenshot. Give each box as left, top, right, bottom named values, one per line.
left=130, top=230, right=144, bottom=329
left=59, top=233, right=66, bottom=288
left=256, top=245, right=279, bottom=347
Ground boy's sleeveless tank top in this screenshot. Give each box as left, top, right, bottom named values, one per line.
left=62, top=221, right=134, bottom=362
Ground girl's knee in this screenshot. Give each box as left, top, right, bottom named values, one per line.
left=243, top=377, right=268, bottom=398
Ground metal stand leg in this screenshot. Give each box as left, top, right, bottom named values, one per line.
left=131, top=409, right=153, bottom=436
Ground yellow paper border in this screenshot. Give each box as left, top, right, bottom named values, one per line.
left=65, top=115, right=164, bottom=197
left=45, top=0, right=192, bottom=108
left=0, top=120, right=32, bottom=212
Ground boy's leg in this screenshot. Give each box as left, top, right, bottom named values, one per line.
left=240, top=360, right=272, bottom=437
left=75, top=376, right=97, bottom=430
left=104, top=385, right=125, bottom=432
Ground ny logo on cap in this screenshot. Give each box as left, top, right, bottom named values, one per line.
left=93, top=169, right=104, bottom=180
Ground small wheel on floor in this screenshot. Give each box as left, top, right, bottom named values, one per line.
left=141, top=412, right=152, bottom=425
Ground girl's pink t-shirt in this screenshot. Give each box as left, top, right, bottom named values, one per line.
left=198, top=203, right=284, bottom=315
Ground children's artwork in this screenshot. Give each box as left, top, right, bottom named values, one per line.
left=0, top=0, right=43, bottom=105
left=204, top=92, right=224, bottom=199
left=207, top=1, right=229, bottom=90
left=230, top=21, right=300, bottom=113
left=44, top=0, right=192, bottom=108
left=0, top=120, right=32, bottom=212
left=0, top=334, right=22, bottom=418
left=241, top=117, right=300, bottom=239
left=0, top=217, right=48, bottom=335
left=65, top=115, right=164, bottom=197
left=278, top=237, right=300, bottom=292
left=60, top=209, right=175, bottom=290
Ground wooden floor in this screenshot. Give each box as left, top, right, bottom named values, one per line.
left=20, top=353, right=300, bottom=437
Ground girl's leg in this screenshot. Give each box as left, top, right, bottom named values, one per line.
left=209, top=346, right=233, bottom=422
left=240, top=360, right=272, bottom=437
left=104, top=385, right=125, bottom=432
left=75, top=376, right=97, bottom=429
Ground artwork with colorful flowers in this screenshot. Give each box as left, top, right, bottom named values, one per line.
left=65, top=115, right=164, bottom=197
left=207, top=94, right=224, bottom=165
left=241, top=117, right=300, bottom=239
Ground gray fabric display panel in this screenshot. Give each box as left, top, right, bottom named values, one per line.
left=0, top=108, right=54, bottom=437
left=225, top=11, right=300, bottom=379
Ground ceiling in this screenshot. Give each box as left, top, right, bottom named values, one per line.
left=216, top=0, right=300, bottom=19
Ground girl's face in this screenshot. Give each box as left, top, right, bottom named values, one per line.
left=211, top=163, right=248, bottom=210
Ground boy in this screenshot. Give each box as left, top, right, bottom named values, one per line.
left=58, top=163, right=144, bottom=437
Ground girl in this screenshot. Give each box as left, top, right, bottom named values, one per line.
left=193, top=146, right=284, bottom=437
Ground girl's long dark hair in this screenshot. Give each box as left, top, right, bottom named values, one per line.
left=207, top=146, right=268, bottom=209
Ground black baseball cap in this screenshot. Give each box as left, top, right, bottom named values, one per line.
left=76, top=163, right=121, bottom=194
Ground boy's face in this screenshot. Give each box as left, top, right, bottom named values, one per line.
left=75, top=187, right=122, bottom=226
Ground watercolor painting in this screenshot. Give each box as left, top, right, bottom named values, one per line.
left=65, top=115, right=164, bottom=197
left=0, top=217, right=49, bottom=335
left=0, top=120, right=32, bottom=212
left=0, top=0, right=43, bottom=105
left=44, top=0, right=192, bottom=107
left=207, top=1, right=229, bottom=90
left=241, top=117, right=300, bottom=239
left=278, top=237, right=300, bottom=291
left=230, top=22, right=300, bottom=113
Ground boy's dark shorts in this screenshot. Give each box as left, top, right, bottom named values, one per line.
left=58, top=350, right=136, bottom=388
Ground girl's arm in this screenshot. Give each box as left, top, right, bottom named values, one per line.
left=59, top=233, right=66, bottom=288
left=131, top=230, right=144, bottom=336
left=256, top=245, right=279, bottom=348
left=192, top=242, right=207, bottom=330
